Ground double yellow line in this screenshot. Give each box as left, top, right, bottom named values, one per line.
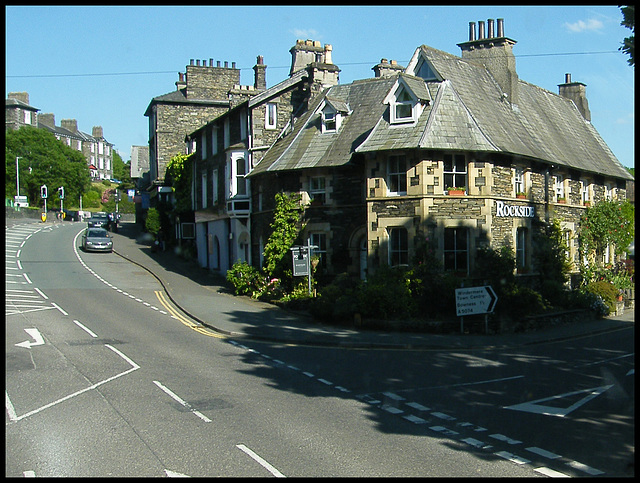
left=155, top=290, right=227, bottom=339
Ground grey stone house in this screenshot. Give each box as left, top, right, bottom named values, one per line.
left=143, top=57, right=265, bottom=207
left=5, top=92, right=39, bottom=131
left=37, top=114, right=114, bottom=181
left=247, top=18, right=632, bottom=280
left=186, top=40, right=339, bottom=273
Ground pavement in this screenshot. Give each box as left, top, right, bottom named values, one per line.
left=106, top=220, right=634, bottom=350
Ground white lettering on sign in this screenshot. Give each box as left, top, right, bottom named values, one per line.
left=496, top=200, right=535, bottom=218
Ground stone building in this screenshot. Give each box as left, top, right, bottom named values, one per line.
left=5, top=92, right=39, bottom=131
left=187, top=40, right=339, bottom=273
left=143, top=57, right=266, bottom=207
left=246, top=19, right=632, bottom=281
left=37, top=114, right=114, bottom=181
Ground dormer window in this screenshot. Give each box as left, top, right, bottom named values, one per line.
left=322, top=108, right=337, bottom=133
left=394, top=88, right=414, bottom=122
left=415, top=58, right=438, bottom=81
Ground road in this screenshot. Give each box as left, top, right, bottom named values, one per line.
left=5, top=220, right=634, bottom=477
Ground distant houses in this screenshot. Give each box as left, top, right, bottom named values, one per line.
left=5, top=92, right=114, bottom=181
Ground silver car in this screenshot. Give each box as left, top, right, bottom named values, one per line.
left=81, top=228, right=113, bottom=252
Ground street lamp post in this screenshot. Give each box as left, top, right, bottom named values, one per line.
left=15, top=156, right=22, bottom=198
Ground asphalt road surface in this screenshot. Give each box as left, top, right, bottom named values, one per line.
left=6, top=221, right=634, bottom=477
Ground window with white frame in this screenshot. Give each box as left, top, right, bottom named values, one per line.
left=581, top=180, right=590, bottom=203
left=98, top=142, right=104, bottom=155
left=415, top=58, right=437, bottom=80
left=309, top=233, right=327, bottom=268
left=265, top=103, right=277, bottom=129
left=387, top=155, right=407, bottom=195
left=201, top=171, right=208, bottom=209
left=443, top=154, right=467, bottom=192
left=554, top=175, right=564, bottom=200
left=235, top=158, right=247, bottom=197
left=444, top=227, right=468, bottom=272
left=388, top=227, right=408, bottom=267
left=321, top=107, right=337, bottom=133
left=605, top=183, right=614, bottom=200
left=309, top=176, right=326, bottom=204
left=514, top=168, right=525, bottom=195
left=392, top=87, right=415, bottom=123
left=24, top=111, right=31, bottom=124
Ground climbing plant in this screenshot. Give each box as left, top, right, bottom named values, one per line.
left=579, top=200, right=634, bottom=262
left=262, top=192, right=304, bottom=277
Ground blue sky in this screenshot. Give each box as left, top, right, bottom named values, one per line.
left=5, top=5, right=634, bottom=169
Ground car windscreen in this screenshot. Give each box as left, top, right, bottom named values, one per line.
left=87, top=229, right=108, bottom=237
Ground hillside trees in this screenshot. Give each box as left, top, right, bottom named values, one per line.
left=5, top=126, right=91, bottom=208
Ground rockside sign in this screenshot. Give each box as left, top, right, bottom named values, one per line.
left=455, top=286, right=498, bottom=316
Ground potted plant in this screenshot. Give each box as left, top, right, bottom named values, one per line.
left=583, top=201, right=591, bottom=207
left=557, top=197, right=566, bottom=204
left=447, top=187, right=465, bottom=196
left=516, top=192, right=526, bottom=199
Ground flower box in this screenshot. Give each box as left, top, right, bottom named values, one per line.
left=583, top=201, right=591, bottom=207
left=447, top=188, right=465, bottom=196
left=516, top=193, right=527, bottom=199
left=557, top=198, right=566, bottom=204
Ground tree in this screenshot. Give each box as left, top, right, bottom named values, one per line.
left=620, top=5, right=635, bottom=66
left=579, top=199, right=635, bottom=262
left=165, top=153, right=193, bottom=214
left=111, top=150, right=132, bottom=188
left=5, top=126, right=91, bottom=208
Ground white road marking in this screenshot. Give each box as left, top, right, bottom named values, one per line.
left=565, top=460, right=604, bottom=475
left=494, top=451, right=530, bottom=465
left=153, top=381, right=211, bottom=423
left=526, top=447, right=561, bottom=459
left=236, top=444, right=285, bottom=478
left=406, top=401, right=430, bottom=411
left=52, top=303, right=68, bottom=316
left=403, top=414, right=426, bottom=424
left=431, top=411, right=456, bottom=421
left=534, top=467, right=570, bottom=477
left=7, top=344, right=139, bottom=422
left=73, top=320, right=98, bottom=338
left=490, top=433, right=521, bottom=445
left=14, top=328, right=45, bottom=349
left=504, top=385, right=613, bottom=417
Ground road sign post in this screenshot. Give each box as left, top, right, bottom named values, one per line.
left=455, top=285, right=498, bottom=334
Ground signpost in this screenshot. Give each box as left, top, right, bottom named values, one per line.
left=290, top=244, right=318, bottom=295
left=455, top=285, right=498, bottom=334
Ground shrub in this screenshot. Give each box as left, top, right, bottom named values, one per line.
left=145, top=208, right=161, bottom=236
left=584, top=281, right=618, bottom=314
left=499, top=285, right=548, bottom=319
left=226, top=261, right=264, bottom=297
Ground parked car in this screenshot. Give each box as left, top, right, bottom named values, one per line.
left=87, top=212, right=109, bottom=229
left=81, top=228, right=113, bottom=252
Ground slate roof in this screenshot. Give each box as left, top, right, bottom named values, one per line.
left=6, top=98, right=39, bottom=111
left=250, top=75, right=397, bottom=175
left=144, top=89, right=230, bottom=116
left=358, top=45, right=632, bottom=181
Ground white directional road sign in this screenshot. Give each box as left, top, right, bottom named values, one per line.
left=455, top=286, right=498, bottom=316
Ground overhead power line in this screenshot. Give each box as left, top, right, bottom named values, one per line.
left=6, top=50, right=621, bottom=79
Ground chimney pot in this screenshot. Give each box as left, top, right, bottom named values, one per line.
left=210, top=58, right=213, bottom=66
left=257, top=55, right=264, bottom=65
left=478, top=20, right=485, bottom=40
left=224, top=61, right=228, bottom=68
left=391, top=60, right=397, bottom=65
left=196, top=59, right=200, bottom=66
left=217, top=60, right=221, bottom=67
left=488, top=18, right=494, bottom=38
left=469, top=21, right=476, bottom=41
left=190, top=59, right=194, bottom=65
left=497, top=18, right=504, bottom=37
left=565, top=73, right=571, bottom=83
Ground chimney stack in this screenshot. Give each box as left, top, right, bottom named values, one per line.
left=558, top=73, right=591, bottom=121
left=8, top=92, right=30, bottom=105
left=372, top=58, right=404, bottom=78
left=253, top=55, right=267, bottom=90
left=61, top=119, right=78, bottom=133
left=458, top=17, right=519, bottom=105
left=38, top=113, right=55, bottom=128
left=92, top=126, right=104, bottom=138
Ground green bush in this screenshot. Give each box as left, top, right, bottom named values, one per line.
left=499, top=285, right=548, bottom=319
left=145, top=208, right=161, bottom=236
left=584, top=281, right=618, bottom=314
left=357, top=266, right=414, bottom=320
left=226, top=261, right=265, bottom=297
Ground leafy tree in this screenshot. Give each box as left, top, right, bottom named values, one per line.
left=532, top=218, right=572, bottom=286
left=165, top=153, right=193, bottom=214
left=620, top=5, right=635, bottom=66
left=5, top=126, right=91, bottom=208
left=579, top=199, right=635, bottom=261
left=111, top=150, right=132, bottom=188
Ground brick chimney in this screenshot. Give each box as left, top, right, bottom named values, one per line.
left=92, top=126, right=104, bottom=138
left=253, top=55, right=267, bottom=90
left=558, top=73, right=591, bottom=121
left=372, top=58, right=404, bottom=78
left=38, top=113, right=55, bottom=128
left=457, top=18, right=519, bottom=105
left=175, top=71, right=186, bottom=91
left=61, top=119, right=78, bottom=132
left=8, top=92, right=30, bottom=104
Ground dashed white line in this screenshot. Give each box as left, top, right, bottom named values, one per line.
left=236, top=444, right=285, bottom=478
left=73, top=320, right=98, bottom=338
left=526, top=447, right=561, bottom=459
left=565, top=460, right=604, bottom=475
left=534, top=467, right=571, bottom=477
left=153, top=380, right=211, bottom=423
left=494, top=451, right=530, bottom=465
